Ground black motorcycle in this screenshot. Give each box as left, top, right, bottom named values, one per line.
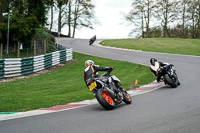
left=89, top=36, right=96, bottom=45
left=86, top=70, right=132, bottom=110
left=157, top=65, right=180, bottom=88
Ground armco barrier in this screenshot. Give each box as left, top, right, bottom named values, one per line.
left=0, top=48, right=72, bottom=79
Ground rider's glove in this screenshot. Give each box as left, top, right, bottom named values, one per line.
left=110, top=66, right=114, bottom=70
left=156, top=67, right=163, bottom=75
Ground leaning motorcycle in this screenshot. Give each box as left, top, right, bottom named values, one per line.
left=89, top=36, right=96, bottom=45
left=89, top=39, right=95, bottom=45
left=157, top=65, right=180, bottom=88
left=86, top=70, right=132, bottom=110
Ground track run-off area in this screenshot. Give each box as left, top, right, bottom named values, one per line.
left=1, top=38, right=200, bottom=133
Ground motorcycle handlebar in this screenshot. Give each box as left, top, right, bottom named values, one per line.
left=107, top=70, right=112, bottom=75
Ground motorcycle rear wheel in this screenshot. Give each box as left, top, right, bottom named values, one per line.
left=164, top=74, right=177, bottom=88
left=96, top=89, right=115, bottom=110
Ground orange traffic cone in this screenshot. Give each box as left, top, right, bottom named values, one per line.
left=134, top=79, right=138, bottom=85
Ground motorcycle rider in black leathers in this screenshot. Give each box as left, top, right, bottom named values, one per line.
left=150, top=57, right=180, bottom=85
left=91, top=35, right=96, bottom=41
left=89, top=35, right=96, bottom=45
left=83, top=60, right=120, bottom=93
left=150, top=57, right=171, bottom=82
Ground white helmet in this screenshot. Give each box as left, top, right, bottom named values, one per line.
left=85, top=60, right=94, bottom=67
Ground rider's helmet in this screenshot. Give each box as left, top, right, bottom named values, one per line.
left=85, top=60, right=94, bottom=67
left=150, top=57, right=157, bottom=66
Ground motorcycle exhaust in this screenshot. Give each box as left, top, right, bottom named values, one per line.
left=103, top=86, right=115, bottom=98
left=104, top=86, right=123, bottom=104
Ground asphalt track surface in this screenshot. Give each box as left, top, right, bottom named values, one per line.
left=1, top=38, right=200, bottom=133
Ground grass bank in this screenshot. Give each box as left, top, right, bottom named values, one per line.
left=100, top=38, right=200, bottom=56
left=0, top=52, right=154, bottom=112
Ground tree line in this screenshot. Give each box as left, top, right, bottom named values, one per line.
left=125, top=0, right=200, bottom=38
left=0, top=0, right=95, bottom=57
left=50, top=0, right=95, bottom=38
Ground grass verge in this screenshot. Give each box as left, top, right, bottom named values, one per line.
left=0, top=52, right=154, bottom=112
left=100, top=38, right=200, bottom=56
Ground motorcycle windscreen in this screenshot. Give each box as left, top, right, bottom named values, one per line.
left=111, top=75, right=121, bottom=83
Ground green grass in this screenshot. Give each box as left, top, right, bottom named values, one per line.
left=0, top=52, right=154, bottom=112
left=100, top=38, right=200, bottom=56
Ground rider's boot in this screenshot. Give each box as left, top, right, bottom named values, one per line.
left=177, top=80, right=181, bottom=85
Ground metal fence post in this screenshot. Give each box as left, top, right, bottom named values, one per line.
left=44, top=39, right=47, bottom=54
left=34, top=40, right=36, bottom=56
left=0, top=43, right=3, bottom=59
left=17, top=42, right=20, bottom=58
left=0, top=59, right=4, bottom=79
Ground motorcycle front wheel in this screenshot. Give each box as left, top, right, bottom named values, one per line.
left=89, top=41, right=93, bottom=45
left=122, top=90, right=132, bottom=104
left=164, top=74, right=177, bottom=88
left=96, top=89, right=115, bottom=110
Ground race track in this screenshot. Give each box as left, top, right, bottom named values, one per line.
left=1, top=38, right=200, bottom=133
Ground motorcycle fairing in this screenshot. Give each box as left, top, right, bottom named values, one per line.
left=111, top=75, right=121, bottom=83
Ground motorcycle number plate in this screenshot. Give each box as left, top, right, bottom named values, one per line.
left=88, top=81, right=97, bottom=91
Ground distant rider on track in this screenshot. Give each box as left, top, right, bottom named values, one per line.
left=89, top=35, right=96, bottom=45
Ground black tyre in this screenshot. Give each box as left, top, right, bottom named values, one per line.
left=164, top=74, right=177, bottom=88
left=89, top=41, right=93, bottom=45
left=122, top=90, right=132, bottom=104
left=96, top=89, right=115, bottom=110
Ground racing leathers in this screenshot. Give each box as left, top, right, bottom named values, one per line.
left=83, top=65, right=112, bottom=81
left=91, top=35, right=96, bottom=41
left=150, top=62, right=170, bottom=82
left=83, top=65, right=118, bottom=92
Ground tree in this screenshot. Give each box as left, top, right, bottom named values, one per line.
left=149, top=26, right=162, bottom=38
left=50, top=0, right=96, bottom=38
left=125, top=0, right=155, bottom=38
left=56, top=0, right=68, bottom=37
left=27, top=0, right=47, bottom=26
left=8, top=0, right=40, bottom=43
left=125, top=0, right=200, bottom=38
left=0, top=0, right=9, bottom=25
left=0, top=0, right=49, bottom=53
left=177, top=0, right=190, bottom=38
left=70, top=0, right=95, bottom=38
left=0, top=0, right=9, bottom=41
left=198, top=0, right=200, bottom=38
left=144, top=0, right=155, bottom=38
left=67, top=0, right=72, bottom=37
left=154, top=0, right=179, bottom=38
left=125, top=0, right=145, bottom=38
left=46, top=0, right=56, bottom=32
left=187, top=0, right=199, bottom=38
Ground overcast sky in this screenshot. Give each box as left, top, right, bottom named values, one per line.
left=67, top=0, right=133, bottom=39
